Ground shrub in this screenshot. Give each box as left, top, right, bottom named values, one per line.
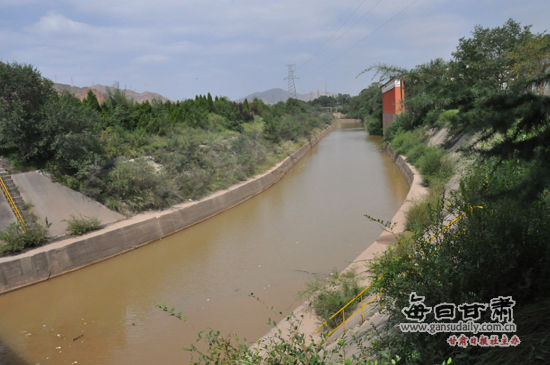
left=185, top=312, right=405, bottom=364
left=0, top=220, right=49, bottom=255
left=185, top=315, right=333, bottom=364
left=390, top=130, right=424, bottom=156
left=435, top=109, right=459, bottom=128
left=66, top=215, right=101, bottom=235
left=231, top=129, right=266, bottom=180
left=416, top=146, right=454, bottom=185
left=365, top=115, right=383, bottom=136
left=405, top=143, right=428, bottom=164
left=105, top=158, right=177, bottom=214
left=368, top=158, right=550, bottom=364
left=405, top=199, right=433, bottom=233
left=389, top=128, right=453, bottom=187
left=303, top=270, right=362, bottom=329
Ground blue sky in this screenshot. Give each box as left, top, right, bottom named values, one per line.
left=1, top=0, right=548, bottom=100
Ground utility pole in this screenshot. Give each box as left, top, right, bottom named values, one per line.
left=284, top=64, right=298, bottom=99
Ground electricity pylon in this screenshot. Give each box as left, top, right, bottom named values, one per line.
left=284, top=64, right=299, bottom=99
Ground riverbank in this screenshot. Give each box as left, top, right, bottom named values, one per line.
left=255, top=140, right=428, bottom=347
left=0, top=121, right=338, bottom=294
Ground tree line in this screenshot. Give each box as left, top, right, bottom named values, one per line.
left=0, top=63, right=331, bottom=215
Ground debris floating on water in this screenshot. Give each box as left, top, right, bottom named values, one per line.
left=73, top=334, right=84, bottom=342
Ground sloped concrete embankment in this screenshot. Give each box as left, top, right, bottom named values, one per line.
left=11, top=171, right=124, bottom=238
left=0, top=123, right=337, bottom=294
left=256, top=143, right=428, bottom=347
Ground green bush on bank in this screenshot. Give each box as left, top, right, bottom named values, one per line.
left=368, top=158, right=550, bottom=364
left=104, top=158, right=178, bottom=214
left=0, top=220, right=49, bottom=255
left=302, top=270, right=362, bottom=330
left=365, top=114, right=383, bottom=136
left=389, top=128, right=454, bottom=187
left=342, top=84, right=383, bottom=136
left=66, top=215, right=101, bottom=235
left=405, top=189, right=443, bottom=233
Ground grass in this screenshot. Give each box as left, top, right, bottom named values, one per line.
left=0, top=220, right=49, bottom=255
left=405, top=180, right=446, bottom=232
left=66, top=215, right=101, bottom=235
left=303, top=269, right=363, bottom=330
left=390, top=128, right=454, bottom=187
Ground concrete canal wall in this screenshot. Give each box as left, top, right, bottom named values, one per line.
left=0, top=122, right=338, bottom=294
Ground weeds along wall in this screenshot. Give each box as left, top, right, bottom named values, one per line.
left=384, top=145, right=414, bottom=186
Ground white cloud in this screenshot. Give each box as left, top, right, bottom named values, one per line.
left=31, top=12, right=90, bottom=34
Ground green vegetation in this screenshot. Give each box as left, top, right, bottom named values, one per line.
left=0, top=62, right=332, bottom=215
left=156, top=303, right=186, bottom=321
left=1, top=17, right=548, bottom=364
left=303, top=270, right=362, bottom=330
left=66, top=215, right=101, bottom=235
left=185, top=312, right=405, bottom=365
left=0, top=220, right=49, bottom=255
left=389, top=129, right=454, bottom=187
left=147, top=17, right=548, bottom=365
left=309, top=93, right=351, bottom=109
left=362, top=19, right=550, bottom=364
left=343, top=84, right=383, bottom=135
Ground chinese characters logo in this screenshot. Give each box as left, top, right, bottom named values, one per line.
left=399, top=292, right=519, bottom=348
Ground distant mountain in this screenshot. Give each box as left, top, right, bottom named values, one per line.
left=239, top=88, right=288, bottom=104
left=53, top=83, right=169, bottom=104
left=238, top=88, right=336, bottom=105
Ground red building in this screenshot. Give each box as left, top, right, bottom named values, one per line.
left=381, top=79, right=404, bottom=134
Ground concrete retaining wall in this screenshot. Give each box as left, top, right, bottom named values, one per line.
left=384, top=144, right=414, bottom=186
left=0, top=123, right=337, bottom=294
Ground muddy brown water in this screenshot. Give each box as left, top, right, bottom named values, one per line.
left=0, top=123, right=408, bottom=364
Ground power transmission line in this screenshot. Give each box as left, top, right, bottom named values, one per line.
left=318, top=0, right=419, bottom=70
left=299, top=0, right=383, bottom=69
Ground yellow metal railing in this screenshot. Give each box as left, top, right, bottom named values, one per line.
left=315, top=280, right=381, bottom=338
left=0, top=175, right=26, bottom=229
left=316, top=206, right=483, bottom=338
left=426, top=206, right=484, bottom=244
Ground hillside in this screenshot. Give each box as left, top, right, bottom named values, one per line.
left=53, top=83, right=169, bottom=104
left=239, top=88, right=335, bottom=104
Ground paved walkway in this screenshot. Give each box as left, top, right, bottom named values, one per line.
left=0, top=196, right=16, bottom=231
left=12, top=171, right=124, bottom=237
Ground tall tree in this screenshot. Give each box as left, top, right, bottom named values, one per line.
left=0, top=62, right=54, bottom=162
left=83, top=89, right=101, bottom=112
left=450, top=18, right=532, bottom=117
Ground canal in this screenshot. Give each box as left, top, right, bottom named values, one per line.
left=0, top=122, right=408, bottom=364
